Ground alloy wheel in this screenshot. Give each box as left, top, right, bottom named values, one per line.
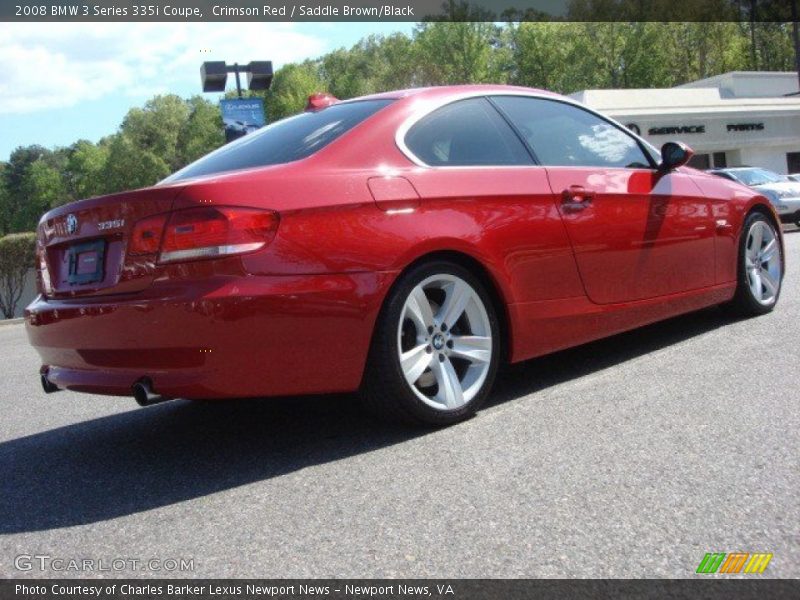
left=397, top=274, right=492, bottom=411
left=744, top=220, right=781, bottom=306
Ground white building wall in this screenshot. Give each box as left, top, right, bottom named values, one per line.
left=572, top=72, right=800, bottom=175
left=597, top=110, right=800, bottom=173
left=677, top=71, right=800, bottom=98
left=737, top=145, right=794, bottom=174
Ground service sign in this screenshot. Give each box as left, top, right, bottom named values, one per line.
left=220, top=98, right=266, bottom=143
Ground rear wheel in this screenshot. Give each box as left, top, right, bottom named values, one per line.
left=361, top=261, right=500, bottom=426
left=728, top=212, right=782, bottom=316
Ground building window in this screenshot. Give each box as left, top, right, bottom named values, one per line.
left=712, top=152, right=727, bottom=168
left=787, top=152, right=800, bottom=174
left=688, top=153, right=711, bottom=170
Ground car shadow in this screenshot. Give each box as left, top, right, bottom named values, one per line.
left=0, top=306, right=737, bottom=534
left=488, top=306, right=736, bottom=407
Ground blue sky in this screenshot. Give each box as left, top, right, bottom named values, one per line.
left=0, top=22, right=416, bottom=161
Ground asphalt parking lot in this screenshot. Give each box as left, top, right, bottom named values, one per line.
left=1, top=229, right=798, bottom=579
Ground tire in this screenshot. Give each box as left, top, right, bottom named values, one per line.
left=360, top=260, right=501, bottom=426
left=728, top=211, right=783, bottom=316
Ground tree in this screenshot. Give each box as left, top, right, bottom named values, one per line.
left=1, top=146, right=51, bottom=233
left=265, top=62, right=327, bottom=121
left=320, top=47, right=372, bottom=98
left=0, top=163, right=9, bottom=236
left=317, top=33, right=422, bottom=100
left=15, top=160, right=67, bottom=229
left=104, top=134, right=170, bottom=193
left=369, top=33, right=420, bottom=91
left=119, top=94, right=191, bottom=172
left=510, top=23, right=576, bottom=91
left=62, top=140, right=108, bottom=204
left=413, top=22, right=503, bottom=85
left=178, top=96, right=224, bottom=165
left=0, top=232, right=36, bottom=319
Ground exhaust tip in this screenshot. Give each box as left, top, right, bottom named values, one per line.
left=41, top=372, right=60, bottom=394
left=132, top=378, right=168, bottom=407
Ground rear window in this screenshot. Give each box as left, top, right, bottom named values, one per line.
left=163, top=99, right=394, bottom=182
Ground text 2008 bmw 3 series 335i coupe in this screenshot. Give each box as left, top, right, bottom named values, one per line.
left=26, top=85, right=784, bottom=426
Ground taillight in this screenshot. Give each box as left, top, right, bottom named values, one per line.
left=129, top=214, right=168, bottom=255
left=35, top=227, right=52, bottom=296
left=129, top=207, right=279, bottom=263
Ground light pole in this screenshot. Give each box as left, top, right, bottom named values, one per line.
left=201, top=61, right=273, bottom=142
left=200, top=61, right=273, bottom=96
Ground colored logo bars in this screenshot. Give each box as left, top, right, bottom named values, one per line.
left=696, top=552, right=773, bottom=574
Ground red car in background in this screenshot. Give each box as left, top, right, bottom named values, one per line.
left=26, top=85, right=784, bottom=426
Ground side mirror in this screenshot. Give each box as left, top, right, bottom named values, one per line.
left=659, top=141, right=694, bottom=171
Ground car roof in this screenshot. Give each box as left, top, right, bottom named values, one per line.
left=347, top=84, right=562, bottom=103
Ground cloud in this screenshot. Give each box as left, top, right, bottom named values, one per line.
left=0, top=23, right=328, bottom=114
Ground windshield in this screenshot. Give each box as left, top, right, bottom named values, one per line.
left=163, top=99, right=394, bottom=183
left=731, top=168, right=786, bottom=186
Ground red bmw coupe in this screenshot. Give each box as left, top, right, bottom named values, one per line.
left=26, top=85, right=784, bottom=425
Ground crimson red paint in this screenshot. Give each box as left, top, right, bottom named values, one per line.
left=25, top=85, right=781, bottom=401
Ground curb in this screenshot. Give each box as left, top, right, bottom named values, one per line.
left=0, top=317, right=25, bottom=327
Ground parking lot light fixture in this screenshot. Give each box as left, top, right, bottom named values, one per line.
left=200, top=61, right=273, bottom=98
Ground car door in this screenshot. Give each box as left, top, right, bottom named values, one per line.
left=400, top=97, right=586, bottom=306
left=491, top=95, right=716, bottom=305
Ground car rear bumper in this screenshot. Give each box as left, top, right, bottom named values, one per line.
left=25, top=272, right=393, bottom=399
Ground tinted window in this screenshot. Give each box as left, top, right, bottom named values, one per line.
left=163, top=99, right=394, bottom=182
left=491, top=96, right=653, bottom=169
left=404, top=98, right=532, bottom=166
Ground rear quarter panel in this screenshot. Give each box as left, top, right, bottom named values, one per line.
left=173, top=165, right=584, bottom=307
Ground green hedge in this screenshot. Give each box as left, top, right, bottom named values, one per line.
left=0, top=232, right=36, bottom=318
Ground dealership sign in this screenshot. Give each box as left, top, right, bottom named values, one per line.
left=220, top=98, right=266, bottom=143
left=626, top=122, right=767, bottom=137
left=648, top=125, right=705, bottom=135
left=727, top=123, right=765, bottom=132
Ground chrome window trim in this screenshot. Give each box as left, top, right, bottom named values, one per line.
left=394, top=89, right=661, bottom=169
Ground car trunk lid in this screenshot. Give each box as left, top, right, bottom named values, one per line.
left=37, top=185, right=183, bottom=298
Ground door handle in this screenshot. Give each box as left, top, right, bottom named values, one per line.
left=561, top=185, right=594, bottom=211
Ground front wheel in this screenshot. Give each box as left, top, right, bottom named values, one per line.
left=728, top=212, right=783, bottom=316
left=361, top=261, right=501, bottom=426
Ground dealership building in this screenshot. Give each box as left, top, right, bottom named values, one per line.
left=570, top=71, right=800, bottom=174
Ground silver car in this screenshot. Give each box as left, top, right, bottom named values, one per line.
left=709, top=167, right=800, bottom=226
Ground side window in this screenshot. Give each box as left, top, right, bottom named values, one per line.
left=491, top=96, right=653, bottom=169
left=404, top=98, right=532, bottom=167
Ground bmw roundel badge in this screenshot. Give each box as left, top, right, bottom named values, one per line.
left=66, top=214, right=78, bottom=235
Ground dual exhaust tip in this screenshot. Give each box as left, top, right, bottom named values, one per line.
left=40, top=371, right=169, bottom=407
left=40, top=372, right=59, bottom=394
left=132, top=378, right=169, bottom=407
